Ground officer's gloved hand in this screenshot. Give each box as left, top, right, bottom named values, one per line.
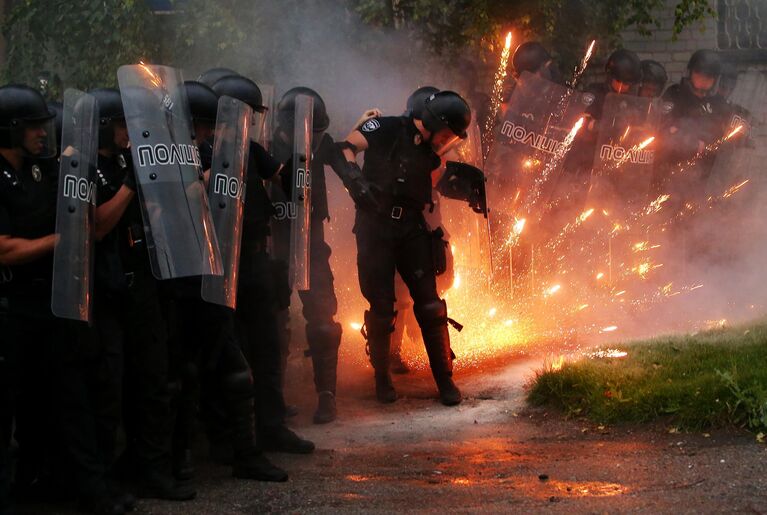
left=123, top=166, right=137, bottom=191
left=344, top=161, right=381, bottom=211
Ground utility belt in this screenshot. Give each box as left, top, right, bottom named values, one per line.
left=362, top=195, right=426, bottom=223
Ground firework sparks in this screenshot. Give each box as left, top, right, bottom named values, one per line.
left=601, top=325, right=618, bottom=333
left=483, top=31, right=513, bottom=158
left=570, top=40, right=596, bottom=87
left=722, top=179, right=750, bottom=198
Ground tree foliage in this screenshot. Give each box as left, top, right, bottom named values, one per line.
left=1, top=0, right=715, bottom=96
left=349, top=0, right=716, bottom=70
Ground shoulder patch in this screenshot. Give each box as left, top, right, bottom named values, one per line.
left=582, top=93, right=595, bottom=106
left=661, top=101, right=674, bottom=115
left=361, top=119, right=381, bottom=133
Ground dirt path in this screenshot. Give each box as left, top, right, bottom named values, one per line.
left=127, top=356, right=767, bottom=514
left=16, top=353, right=767, bottom=514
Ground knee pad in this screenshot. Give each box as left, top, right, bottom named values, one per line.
left=414, top=299, right=448, bottom=330
left=222, top=369, right=253, bottom=398
left=306, top=321, right=342, bottom=355
left=362, top=310, right=396, bottom=340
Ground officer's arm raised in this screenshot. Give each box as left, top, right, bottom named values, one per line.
left=0, top=233, right=56, bottom=266
left=95, top=186, right=135, bottom=241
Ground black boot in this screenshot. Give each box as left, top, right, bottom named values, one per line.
left=390, top=314, right=410, bottom=374
left=261, top=426, right=315, bottom=454
left=306, top=322, right=342, bottom=423
left=232, top=450, right=288, bottom=482
left=135, top=469, right=196, bottom=501
left=415, top=300, right=462, bottom=406
left=313, top=391, right=337, bottom=424
left=363, top=310, right=397, bottom=403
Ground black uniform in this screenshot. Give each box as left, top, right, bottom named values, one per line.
left=92, top=151, right=188, bottom=498
left=271, top=133, right=342, bottom=410
left=236, top=142, right=297, bottom=438
left=652, top=78, right=730, bottom=197
left=0, top=154, right=115, bottom=506
left=166, top=135, right=288, bottom=482
left=353, top=116, right=459, bottom=402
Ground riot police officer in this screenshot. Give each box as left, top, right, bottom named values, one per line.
left=585, top=48, right=642, bottom=120
left=656, top=50, right=729, bottom=187
left=335, top=91, right=471, bottom=406
left=0, top=84, right=129, bottom=514
left=209, top=73, right=316, bottom=453
left=165, top=80, right=288, bottom=482
left=88, top=87, right=196, bottom=502
left=511, top=42, right=561, bottom=83
left=270, top=87, right=344, bottom=424
left=639, top=60, right=669, bottom=98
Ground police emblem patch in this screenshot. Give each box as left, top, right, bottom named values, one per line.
left=582, top=93, right=595, bottom=106
left=361, top=119, right=381, bottom=133
left=31, top=165, right=42, bottom=182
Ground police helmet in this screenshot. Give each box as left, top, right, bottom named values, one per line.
left=198, top=67, right=239, bottom=88
left=276, top=86, right=330, bottom=133
left=421, top=90, right=471, bottom=139
left=512, top=42, right=551, bottom=78
left=0, top=84, right=56, bottom=153
left=605, top=49, right=642, bottom=85
left=405, top=86, right=439, bottom=118
left=210, top=75, right=266, bottom=113
left=688, top=50, right=721, bottom=77
left=89, top=88, right=125, bottom=150
left=184, top=81, right=219, bottom=125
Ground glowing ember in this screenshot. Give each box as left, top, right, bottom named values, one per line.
left=488, top=307, right=497, bottom=317
left=545, top=284, right=562, bottom=296
left=350, top=322, right=362, bottom=331
left=551, top=355, right=565, bottom=371
left=596, top=272, right=604, bottom=280
left=513, top=218, right=526, bottom=235
left=579, top=208, right=595, bottom=223
left=601, top=325, right=618, bottom=332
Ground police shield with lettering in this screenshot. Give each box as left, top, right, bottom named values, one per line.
left=484, top=72, right=590, bottom=283
left=289, top=94, right=313, bottom=291
left=117, top=64, right=223, bottom=279
left=51, top=89, right=98, bottom=321
left=201, top=96, right=252, bottom=308
left=590, top=93, right=661, bottom=211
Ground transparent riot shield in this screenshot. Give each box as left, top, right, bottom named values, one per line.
left=117, top=64, right=223, bottom=280
left=590, top=93, right=660, bottom=213
left=289, top=94, right=313, bottom=291
left=258, top=84, right=275, bottom=152
left=444, top=120, right=492, bottom=278
left=201, top=96, right=253, bottom=308
left=484, top=72, right=592, bottom=291
left=51, top=89, right=98, bottom=322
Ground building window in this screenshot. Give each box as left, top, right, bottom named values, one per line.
left=718, top=0, right=767, bottom=50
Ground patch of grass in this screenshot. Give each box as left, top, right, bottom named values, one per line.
left=527, top=321, right=767, bottom=432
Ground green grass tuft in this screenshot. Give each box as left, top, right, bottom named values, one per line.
left=527, top=320, right=767, bottom=431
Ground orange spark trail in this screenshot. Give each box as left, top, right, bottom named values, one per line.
left=483, top=31, right=513, bottom=159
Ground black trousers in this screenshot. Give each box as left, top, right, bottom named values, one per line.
left=3, top=300, right=116, bottom=499
left=354, top=210, right=441, bottom=318
left=95, top=268, right=172, bottom=474
left=236, top=248, right=289, bottom=432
